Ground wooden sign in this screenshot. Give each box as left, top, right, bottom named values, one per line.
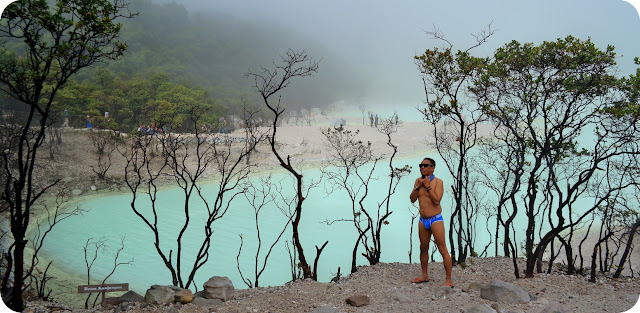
left=77, top=283, right=128, bottom=294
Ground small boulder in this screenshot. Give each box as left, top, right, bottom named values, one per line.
left=119, top=290, right=144, bottom=304
left=309, top=306, right=340, bottom=313
left=144, top=285, right=175, bottom=305
left=72, top=189, right=82, bottom=196
left=174, top=289, right=194, bottom=304
left=203, top=276, right=235, bottom=301
left=345, top=294, right=369, bottom=307
left=191, top=297, right=223, bottom=308
left=480, top=279, right=530, bottom=303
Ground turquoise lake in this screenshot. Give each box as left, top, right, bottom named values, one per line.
left=38, top=152, right=500, bottom=294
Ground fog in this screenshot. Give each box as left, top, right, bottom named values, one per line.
left=158, top=0, right=640, bottom=111
left=2, top=0, right=639, bottom=112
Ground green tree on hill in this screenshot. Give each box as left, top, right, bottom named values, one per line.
left=0, top=0, right=135, bottom=310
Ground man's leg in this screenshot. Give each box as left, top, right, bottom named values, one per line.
left=430, top=221, right=453, bottom=286
left=417, top=220, right=432, bottom=282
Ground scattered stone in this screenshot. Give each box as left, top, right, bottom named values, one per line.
left=71, top=189, right=82, bottom=196
left=538, top=301, right=567, bottom=313
left=465, top=282, right=483, bottom=291
left=490, top=302, right=504, bottom=313
left=190, top=297, right=223, bottom=308
left=434, top=285, right=455, bottom=298
left=101, top=296, right=120, bottom=309
left=464, top=303, right=497, bottom=313
left=388, top=291, right=412, bottom=303
left=168, top=303, right=181, bottom=313
left=626, top=294, right=640, bottom=303
left=345, top=294, right=370, bottom=307
left=203, top=276, right=235, bottom=301
left=90, top=185, right=97, bottom=191
left=537, top=298, right=550, bottom=305
left=115, top=302, right=135, bottom=312
left=119, top=290, right=144, bottom=303
left=309, top=305, right=340, bottom=313
left=480, top=279, right=531, bottom=303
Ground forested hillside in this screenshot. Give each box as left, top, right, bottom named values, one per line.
left=1, top=0, right=363, bottom=129
left=77, top=0, right=362, bottom=109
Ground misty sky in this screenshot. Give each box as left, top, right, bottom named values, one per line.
left=167, top=0, right=640, bottom=108
left=1, top=0, right=639, bottom=109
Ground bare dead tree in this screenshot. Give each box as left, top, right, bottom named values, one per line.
left=374, top=117, right=411, bottom=263
left=321, top=126, right=380, bottom=273
left=44, top=125, right=63, bottom=161
left=358, top=103, right=366, bottom=126
left=88, top=130, right=120, bottom=180
left=82, top=236, right=133, bottom=309
left=236, top=175, right=294, bottom=288
left=0, top=186, right=84, bottom=302
left=407, top=203, right=419, bottom=263
left=245, top=49, right=323, bottom=280
left=119, top=106, right=261, bottom=289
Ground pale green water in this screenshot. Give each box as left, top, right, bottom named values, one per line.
left=41, top=154, right=473, bottom=294
left=39, top=144, right=593, bottom=295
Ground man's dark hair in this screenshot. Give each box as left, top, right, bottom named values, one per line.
left=424, top=157, right=436, bottom=167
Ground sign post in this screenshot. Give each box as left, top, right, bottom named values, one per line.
left=77, top=283, right=129, bottom=302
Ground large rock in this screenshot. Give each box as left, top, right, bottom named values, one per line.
left=144, top=285, right=176, bottom=305
left=203, top=276, right=235, bottom=301
left=480, top=279, right=531, bottom=303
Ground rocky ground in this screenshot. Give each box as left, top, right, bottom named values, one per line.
left=6, top=120, right=640, bottom=313
left=22, top=257, right=640, bottom=313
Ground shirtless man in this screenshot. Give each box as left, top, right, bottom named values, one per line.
left=409, top=157, right=453, bottom=287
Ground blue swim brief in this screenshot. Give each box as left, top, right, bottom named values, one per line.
left=419, top=214, right=444, bottom=230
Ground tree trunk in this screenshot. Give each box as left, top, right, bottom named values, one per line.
left=8, top=239, right=26, bottom=311
left=613, top=218, right=640, bottom=278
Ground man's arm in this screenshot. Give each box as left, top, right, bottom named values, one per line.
left=425, top=178, right=444, bottom=205
left=409, top=178, right=422, bottom=203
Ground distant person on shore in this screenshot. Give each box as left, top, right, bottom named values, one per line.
left=374, top=114, right=379, bottom=127
left=370, top=113, right=374, bottom=127
left=62, top=109, right=69, bottom=127
left=409, top=157, right=453, bottom=287
left=218, top=116, right=226, bottom=133
left=85, top=116, right=92, bottom=129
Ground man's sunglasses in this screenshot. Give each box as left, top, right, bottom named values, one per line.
left=418, top=164, right=434, bottom=168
